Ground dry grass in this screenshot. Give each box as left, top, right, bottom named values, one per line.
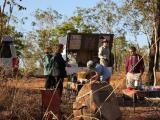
left=0, top=77, right=43, bottom=120
left=9, top=89, right=42, bottom=120
left=0, top=72, right=159, bottom=120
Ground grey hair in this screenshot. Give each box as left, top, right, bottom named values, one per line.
left=87, top=60, right=94, bottom=68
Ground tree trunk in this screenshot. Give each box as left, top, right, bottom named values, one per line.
left=157, top=1, right=160, bottom=71
left=113, top=41, right=117, bottom=71
left=0, top=0, right=7, bottom=41
left=147, top=1, right=160, bottom=85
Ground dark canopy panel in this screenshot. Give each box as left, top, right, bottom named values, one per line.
left=67, top=33, right=114, bottom=67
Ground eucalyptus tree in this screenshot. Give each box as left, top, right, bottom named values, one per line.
left=74, top=0, right=123, bottom=34
left=53, top=15, right=97, bottom=37
left=120, top=0, right=159, bottom=85
left=0, top=0, right=26, bottom=57
left=21, top=8, right=63, bottom=71
left=112, top=35, right=128, bottom=71
left=119, top=0, right=153, bottom=39
left=32, top=8, right=62, bottom=51
left=73, top=0, right=129, bottom=71
left=0, top=0, right=26, bottom=39
left=20, top=31, right=40, bottom=71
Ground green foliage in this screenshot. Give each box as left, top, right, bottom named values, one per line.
left=113, top=36, right=128, bottom=71
left=5, top=0, right=154, bottom=72
left=53, top=14, right=97, bottom=37
left=33, top=8, right=62, bottom=29
left=0, top=26, right=24, bottom=57
left=53, top=22, right=77, bottom=36
left=0, top=0, right=26, bottom=57
left=74, top=1, right=121, bottom=34
left=13, top=34, right=24, bottom=56
left=119, top=0, right=156, bottom=39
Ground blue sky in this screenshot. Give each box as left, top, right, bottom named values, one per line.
left=1, top=0, right=148, bottom=47
left=19, top=0, right=98, bottom=16
left=12, top=0, right=99, bottom=32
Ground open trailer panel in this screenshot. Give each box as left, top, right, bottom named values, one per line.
left=66, top=33, right=114, bottom=67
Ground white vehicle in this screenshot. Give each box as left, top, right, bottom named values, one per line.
left=0, top=36, right=19, bottom=76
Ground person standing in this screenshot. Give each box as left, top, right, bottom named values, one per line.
left=43, top=47, right=54, bottom=89
left=98, top=36, right=110, bottom=67
left=50, top=44, right=67, bottom=96
left=125, top=46, right=145, bottom=89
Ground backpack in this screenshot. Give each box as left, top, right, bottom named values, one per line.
left=42, top=54, right=52, bottom=69
left=48, top=54, right=60, bottom=77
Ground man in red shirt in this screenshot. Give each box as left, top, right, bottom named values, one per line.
left=125, top=46, right=145, bottom=89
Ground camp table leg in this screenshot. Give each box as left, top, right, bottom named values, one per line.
left=133, top=93, right=136, bottom=113
left=122, top=94, right=125, bottom=107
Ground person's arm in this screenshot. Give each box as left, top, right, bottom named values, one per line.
left=56, top=53, right=66, bottom=68
left=94, top=65, right=103, bottom=81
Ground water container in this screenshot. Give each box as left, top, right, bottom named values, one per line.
left=134, top=80, right=140, bottom=90
left=134, top=80, right=138, bottom=87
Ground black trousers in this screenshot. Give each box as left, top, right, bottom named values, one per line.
left=55, top=76, right=64, bottom=97
left=45, top=75, right=64, bottom=96
left=45, top=75, right=56, bottom=89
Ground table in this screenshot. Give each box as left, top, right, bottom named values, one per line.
left=122, top=89, right=160, bottom=113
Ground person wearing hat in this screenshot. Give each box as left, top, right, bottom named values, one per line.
left=42, top=47, right=55, bottom=89
left=98, top=36, right=110, bottom=67
left=86, top=58, right=111, bottom=83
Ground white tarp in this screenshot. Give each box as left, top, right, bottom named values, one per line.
left=59, top=36, right=67, bottom=60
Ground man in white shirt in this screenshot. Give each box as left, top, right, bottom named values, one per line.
left=98, top=37, right=110, bottom=67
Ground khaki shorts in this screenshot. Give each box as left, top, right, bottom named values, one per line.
left=126, top=72, right=142, bottom=88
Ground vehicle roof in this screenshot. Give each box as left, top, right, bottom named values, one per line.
left=1, top=36, right=14, bottom=42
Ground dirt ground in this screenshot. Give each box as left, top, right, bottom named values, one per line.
left=0, top=72, right=160, bottom=120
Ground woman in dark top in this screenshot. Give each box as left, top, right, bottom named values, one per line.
left=53, top=44, right=67, bottom=96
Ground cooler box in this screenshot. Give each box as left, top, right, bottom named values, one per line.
left=41, top=89, right=61, bottom=120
